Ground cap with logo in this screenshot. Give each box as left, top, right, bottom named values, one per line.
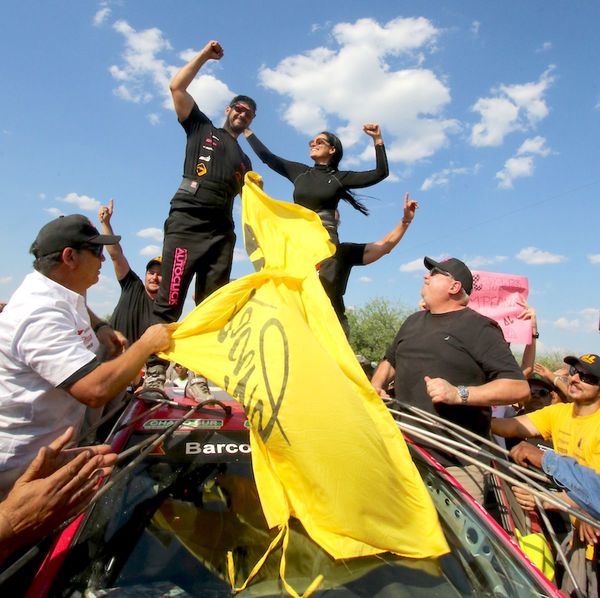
left=423, top=256, right=473, bottom=295
left=146, top=256, right=162, bottom=271
left=32, top=214, right=121, bottom=258
left=564, top=354, right=600, bottom=379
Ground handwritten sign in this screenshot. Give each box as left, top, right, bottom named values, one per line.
left=469, top=271, right=531, bottom=344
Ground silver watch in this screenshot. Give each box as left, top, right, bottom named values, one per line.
left=457, top=385, right=469, bottom=404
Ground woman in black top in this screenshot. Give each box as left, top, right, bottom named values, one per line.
left=243, top=124, right=388, bottom=243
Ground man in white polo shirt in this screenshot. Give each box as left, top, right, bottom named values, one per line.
left=0, top=214, right=172, bottom=495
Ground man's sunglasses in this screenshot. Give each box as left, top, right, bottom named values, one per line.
left=530, top=387, right=551, bottom=398
left=77, top=244, right=104, bottom=258
left=429, top=267, right=451, bottom=277
left=569, top=365, right=600, bottom=386
left=230, top=103, right=255, bottom=118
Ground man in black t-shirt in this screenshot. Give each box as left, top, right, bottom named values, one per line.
left=371, top=256, right=528, bottom=503
left=318, top=192, right=417, bottom=336
left=142, top=40, right=256, bottom=401
left=98, top=200, right=161, bottom=346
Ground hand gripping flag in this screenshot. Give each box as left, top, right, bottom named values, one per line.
left=159, top=172, right=448, bottom=592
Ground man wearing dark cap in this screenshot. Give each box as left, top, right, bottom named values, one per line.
left=492, top=353, right=600, bottom=596
left=98, top=200, right=162, bottom=345
left=0, top=215, right=171, bottom=494
left=372, top=256, right=528, bottom=503
left=142, top=39, right=256, bottom=401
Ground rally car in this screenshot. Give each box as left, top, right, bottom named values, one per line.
left=14, top=386, right=560, bottom=597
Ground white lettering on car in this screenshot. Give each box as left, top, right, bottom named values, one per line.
left=185, top=442, right=252, bottom=455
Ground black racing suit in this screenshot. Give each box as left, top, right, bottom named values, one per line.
left=153, top=103, right=251, bottom=326
left=246, top=133, right=388, bottom=243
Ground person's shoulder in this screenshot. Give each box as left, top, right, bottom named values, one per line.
left=182, top=102, right=211, bottom=127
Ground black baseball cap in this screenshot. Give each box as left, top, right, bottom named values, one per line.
left=32, top=214, right=121, bottom=258
left=146, top=256, right=162, bottom=270
left=564, top=354, right=600, bottom=378
left=424, top=256, right=473, bottom=295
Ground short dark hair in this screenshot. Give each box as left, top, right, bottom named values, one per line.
left=229, top=95, right=257, bottom=114
left=30, top=243, right=63, bottom=275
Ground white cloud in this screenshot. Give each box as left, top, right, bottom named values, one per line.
left=470, top=67, right=555, bottom=147
left=517, top=135, right=550, bottom=157
left=93, top=7, right=111, bottom=27
left=552, top=317, right=580, bottom=331
left=516, top=246, right=566, bottom=265
left=535, top=41, right=552, bottom=53
left=399, top=257, right=425, bottom=272
left=496, top=136, right=550, bottom=188
left=467, top=255, right=508, bottom=268
left=232, top=248, right=249, bottom=263
left=548, top=308, right=599, bottom=334
left=140, top=244, right=161, bottom=256
left=0, top=276, right=12, bottom=284
left=60, top=192, right=101, bottom=211
left=109, top=22, right=234, bottom=118
left=136, top=227, right=163, bottom=241
left=588, top=254, right=600, bottom=264
left=38, top=192, right=46, bottom=200
left=421, top=166, right=470, bottom=191
left=470, top=21, right=481, bottom=36
left=147, top=112, right=160, bottom=126
left=259, top=17, right=458, bottom=164
left=358, top=276, right=372, bottom=283
left=45, top=207, right=64, bottom=217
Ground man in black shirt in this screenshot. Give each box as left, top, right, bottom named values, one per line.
left=98, top=200, right=161, bottom=346
left=318, top=192, right=417, bottom=336
left=371, top=256, right=528, bottom=503
left=142, top=40, right=256, bottom=401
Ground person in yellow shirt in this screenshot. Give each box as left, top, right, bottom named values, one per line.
left=492, top=353, right=600, bottom=597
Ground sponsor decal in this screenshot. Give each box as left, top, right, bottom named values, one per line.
left=581, top=354, right=597, bottom=364
left=196, top=162, right=207, bottom=177
left=168, top=247, right=188, bottom=305
left=186, top=442, right=251, bottom=455
left=142, top=418, right=224, bottom=431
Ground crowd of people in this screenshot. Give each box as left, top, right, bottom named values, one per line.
left=0, top=38, right=597, bottom=595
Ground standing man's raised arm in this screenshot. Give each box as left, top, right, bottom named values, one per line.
left=98, top=199, right=130, bottom=282
left=169, top=40, right=224, bottom=122
left=362, top=192, right=418, bottom=265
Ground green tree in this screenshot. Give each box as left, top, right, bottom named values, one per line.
left=347, top=297, right=413, bottom=362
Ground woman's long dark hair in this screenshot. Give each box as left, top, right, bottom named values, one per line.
left=321, top=131, right=369, bottom=216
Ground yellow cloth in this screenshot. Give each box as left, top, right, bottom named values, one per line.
left=526, top=403, right=600, bottom=472
left=159, top=172, right=448, bottom=561
left=515, top=529, right=555, bottom=581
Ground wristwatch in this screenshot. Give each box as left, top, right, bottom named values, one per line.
left=457, top=385, right=469, bottom=404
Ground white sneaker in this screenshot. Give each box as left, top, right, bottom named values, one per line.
left=185, top=375, right=214, bottom=402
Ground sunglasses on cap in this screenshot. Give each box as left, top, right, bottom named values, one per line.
left=308, top=138, right=331, bottom=148
left=569, top=365, right=600, bottom=386
left=230, top=103, right=255, bottom=118
left=77, top=244, right=104, bottom=258
left=530, top=387, right=551, bottom=398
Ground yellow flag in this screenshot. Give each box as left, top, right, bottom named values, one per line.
left=160, top=172, right=448, bottom=560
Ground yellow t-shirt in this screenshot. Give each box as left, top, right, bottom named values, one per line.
left=526, top=403, right=600, bottom=473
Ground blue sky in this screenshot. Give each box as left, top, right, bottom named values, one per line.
left=1, top=1, right=598, bottom=356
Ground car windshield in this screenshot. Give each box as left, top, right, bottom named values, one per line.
left=48, top=427, right=552, bottom=597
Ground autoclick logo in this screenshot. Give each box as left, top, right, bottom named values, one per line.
left=186, top=442, right=251, bottom=455
left=168, top=247, right=188, bottom=305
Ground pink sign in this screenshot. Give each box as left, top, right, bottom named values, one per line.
left=469, top=271, right=531, bottom=344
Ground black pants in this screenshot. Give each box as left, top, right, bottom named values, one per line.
left=152, top=204, right=236, bottom=325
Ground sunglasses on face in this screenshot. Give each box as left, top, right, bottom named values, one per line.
left=78, top=244, right=104, bottom=258
left=429, top=267, right=451, bottom=277
left=308, top=138, right=331, bottom=148
left=230, top=103, right=255, bottom=118
left=569, top=365, right=600, bottom=386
